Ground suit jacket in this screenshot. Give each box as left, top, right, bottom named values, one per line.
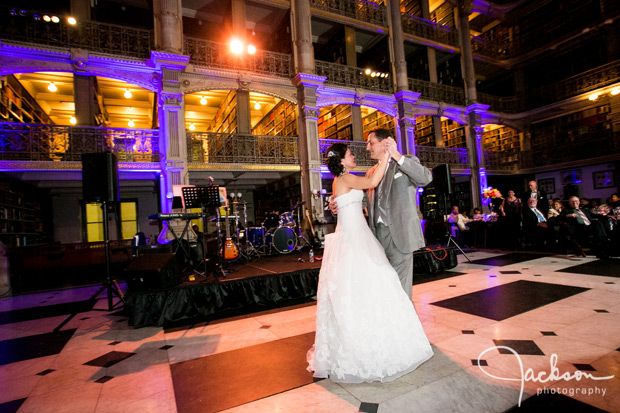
left=524, top=189, right=548, bottom=214
left=522, top=207, right=546, bottom=233
left=365, top=155, right=432, bottom=254
left=562, top=207, right=595, bottom=227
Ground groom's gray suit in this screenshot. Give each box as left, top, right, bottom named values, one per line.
left=366, top=155, right=432, bottom=297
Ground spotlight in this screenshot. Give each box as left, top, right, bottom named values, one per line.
left=236, top=192, right=242, bottom=198
left=247, top=44, right=256, bottom=55
left=10, top=8, right=17, bottom=16
left=611, top=88, right=620, bottom=96
left=19, top=9, right=27, bottom=16
left=69, top=116, right=77, bottom=125
left=47, top=82, right=57, bottom=92
left=67, top=17, right=77, bottom=25
left=588, top=93, right=599, bottom=101
left=43, top=15, right=51, bottom=22
left=200, top=96, right=207, bottom=105
left=128, top=119, right=135, bottom=127
left=254, top=102, right=261, bottom=110
left=365, top=68, right=371, bottom=75
left=188, top=123, right=195, bottom=131
left=124, top=89, right=132, bottom=98
left=371, top=72, right=376, bottom=77
left=51, top=16, right=59, bottom=23
left=33, top=14, right=41, bottom=21
left=230, top=39, right=243, bottom=55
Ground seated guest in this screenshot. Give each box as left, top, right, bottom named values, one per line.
left=472, top=207, right=484, bottom=221
left=610, top=193, right=620, bottom=209
left=448, top=205, right=472, bottom=231
left=547, top=198, right=564, bottom=220
left=562, top=196, right=611, bottom=258
left=522, top=197, right=551, bottom=249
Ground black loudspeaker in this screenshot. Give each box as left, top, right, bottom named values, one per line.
left=82, top=153, right=120, bottom=202
left=432, top=164, right=452, bottom=194
left=125, top=253, right=182, bottom=292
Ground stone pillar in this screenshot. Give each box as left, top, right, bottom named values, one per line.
left=395, top=91, right=421, bottom=155
left=236, top=90, right=251, bottom=133
left=351, top=105, right=364, bottom=141
left=73, top=74, right=99, bottom=126
left=149, top=52, right=191, bottom=212
left=70, top=0, right=90, bottom=21
left=231, top=0, right=247, bottom=33
left=291, top=0, right=314, bottom=74
left=465, top=103, right=489, bottom=209
left=153, top=0, right=183, bottom=54
left=456, top=1, right=477, bottom=105
left=344, top=26, right=357, bottom=67
left=386, top=0, right=408, bottom=91
left=295, top=74, right=326, bottom=222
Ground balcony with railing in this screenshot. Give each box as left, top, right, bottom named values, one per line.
left=183, top=38, right=293, bottom=78
left=0, top=15, right=153, bottom=59
left=401, top=14, right=458, bottom=49
left=0, top=123, right=159, bottom=163
left=309, top=0, right=387, bottom=26
left=408, top=78, right=465, bottom=106
left=316, top=61, right=393, bottom=93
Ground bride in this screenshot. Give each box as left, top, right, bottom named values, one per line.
left=307, top=140, right=433, bottom=383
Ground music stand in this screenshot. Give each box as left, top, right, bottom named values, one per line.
left=182, top=186, right=223, bottom=279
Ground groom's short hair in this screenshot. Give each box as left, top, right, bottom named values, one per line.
left=368, top=128, right=396, bottom=143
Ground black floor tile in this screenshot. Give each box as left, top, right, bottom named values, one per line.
left=500, top=271, right=521, bottom=274
left=541, top=331, right=557, bottom=336
left=493, top=339, right=545, bottom=355
left=36, top=369, right=55, bottom=376
left=471, top=253, right=551, bottom=267
left=359, top=402, right=379, bottom=413
left=573, top=363, right=596, bottom=371
left=0, top=300, right=94, bottom=325
left=0, top=329, right=76, bottom=366
left=556, top=258, right=620, bottom=277
left=431, top=280, right=589, bottom=321
left=472, top=359, right=488, bottom=366
left=0, top=398, right=26, bottom=413
left=505, top=393, right=606, bottom=412
left=84, top=351, right=136, bottom=368
left=413, top=270, right=466, bottom=285
left=94, top=376, right=115, bottom=383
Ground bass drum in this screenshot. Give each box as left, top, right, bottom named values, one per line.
left=265, top=226, right=297, bottom=254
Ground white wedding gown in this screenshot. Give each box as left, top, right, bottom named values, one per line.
left=307, top=189, right=433, bottom=383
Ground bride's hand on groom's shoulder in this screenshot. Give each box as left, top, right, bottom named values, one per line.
left=329, top=199, right=338, bottom=215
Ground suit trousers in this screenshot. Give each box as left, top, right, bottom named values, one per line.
left=375, top=222, right=414, bottom=299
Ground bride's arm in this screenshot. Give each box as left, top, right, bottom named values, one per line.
left=340, top=150, right=390, bottom=190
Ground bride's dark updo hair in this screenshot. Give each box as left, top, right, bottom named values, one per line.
left=325, top=143, right=348, bottom=176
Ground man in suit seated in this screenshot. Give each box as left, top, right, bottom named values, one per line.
left=562, top=196, right=611, bottom=258
left=524, top=180, right=548, bottom=216
left=522, top=197, right=552, bottom=249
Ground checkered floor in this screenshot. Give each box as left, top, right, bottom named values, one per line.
left=1, top=251, right=619, bottom=412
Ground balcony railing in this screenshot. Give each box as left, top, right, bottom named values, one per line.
left=415, top=145, right=469, bottom=170
left=484, top=150, right=519, bottom=172
left=0, top=16, right=153, bottom=59
left=309, top=0, right=387, bottom=26
left=477, top=93, right=523, bottom=114
left=401, top=14, right=458, bottom=48
left=316, top=61, right=392, bottom=93
left=0, top=123, right=159, bottom=162
left=319, top=139, right=373, bottom=167
left=187, top=133, right=299, bottom=165
left=408, top=78, right=465, bottom=106
left=184, top=38, right=293, bottom=78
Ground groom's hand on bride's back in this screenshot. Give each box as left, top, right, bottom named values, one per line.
left=329, top=199, right=338, bottom=215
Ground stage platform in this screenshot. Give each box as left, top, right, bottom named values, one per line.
left=125, top=246, right=459, bottom=328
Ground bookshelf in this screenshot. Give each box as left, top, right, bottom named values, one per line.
left=414, top=115, right=436, bottom=146
left=362, top=109, right=394, bottom=136
left=318, top=105, right=352, bottom=140
left=213, top=91, right=237, bottom=134
left=430, top=2, right=454, bottom=27
left=252, top=100, right=298, bottom=136
left=401, top=0, right=422, bottom=16
left=483, top=125, right=520, bottom=153
left=0, top=75, right=53, bottom=124
left=441, top=118, right=466, bottom=148
left=0, top=178, right=51, bottom=247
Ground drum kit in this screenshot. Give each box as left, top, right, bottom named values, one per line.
left=220, top=201, right=311, bottom=261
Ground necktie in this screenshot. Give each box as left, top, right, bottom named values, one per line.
left=576, top=209, right=591, bottom=225
left=532, top=208, right=545, bottom=223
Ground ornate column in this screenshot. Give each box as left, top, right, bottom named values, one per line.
left=149, top=52, right=191, bottom=212
left=295, top=74, right=326, bottom=222
left=465, top=103, right=489, bottom=209
left=386, top=0, right=408, bottom=92
left=394, top=90, right=421, bottom=155
left=291, top=0, right=314, bottom=74
left=153, top=0, right=183, bottom=54
left=70, top=0, right=91, bottom=21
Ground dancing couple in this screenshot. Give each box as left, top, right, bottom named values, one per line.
left=307, top=128, right=434, bottom=383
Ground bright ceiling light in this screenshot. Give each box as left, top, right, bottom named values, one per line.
left=365, top=68, right=371, bottom=75
left=43, top=15, right=51, bottom=22
left=230, top=39, right=243, bottom=55
left=124, top=89, right=132, bottom=99
left=247, top=44, right=256, bottom=55
left=47, top=82, right=57, bottom=92
left=69, top=116, right=77, bottom=125
left=67, top=17, right=77, bottom=25
left=611, top=88, right=620, bottom=96
left=51, top=16, right=60, bottom=23
left=588, top=93, right=599, bottom=101
left=200, top=96, right=207, bottom=105
left=188, top=123, right=196, bottom=131
left=128, top=119, right=135, bottom=127
left=254, top=102, right=261, bottom=110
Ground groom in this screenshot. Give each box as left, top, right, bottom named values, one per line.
left=365, top=129, right=433, bottom=298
